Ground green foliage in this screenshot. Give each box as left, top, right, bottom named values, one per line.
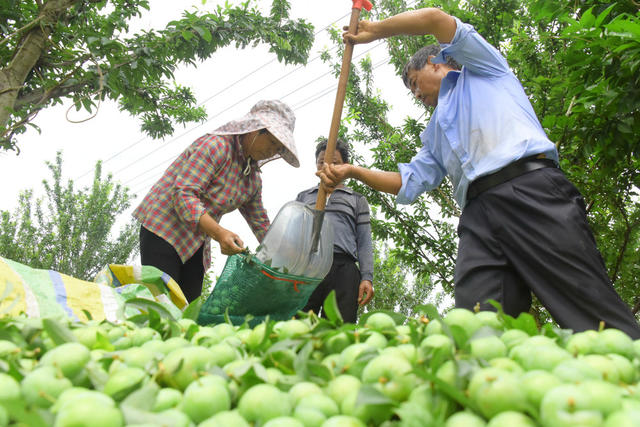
left=326, top=0, right=640, bottom=317
left=0, top=151, right=139, bottom=280
left=0, top=0, right=314, bottom=151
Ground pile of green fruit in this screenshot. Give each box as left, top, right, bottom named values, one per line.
left=1, top=300, right=640, bottom=427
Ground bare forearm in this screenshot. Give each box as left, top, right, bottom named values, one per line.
left=372, top=8, right=456, bottom=43
left=349, top=165, right=402, bottom=195
left=198, top=213, right=223, bottom=239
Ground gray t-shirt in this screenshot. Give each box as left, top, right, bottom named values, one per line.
left=296, top=186, right=373, bottom=282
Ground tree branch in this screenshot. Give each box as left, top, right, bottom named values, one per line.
left=0, top=16, right=45, bottom=46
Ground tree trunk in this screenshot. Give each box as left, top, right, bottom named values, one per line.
left=0, top=0, right=74, bottom=133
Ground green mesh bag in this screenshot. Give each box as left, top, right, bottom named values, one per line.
left=197, top=253, right=322, bottom=326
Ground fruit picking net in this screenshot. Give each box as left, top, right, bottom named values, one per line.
left=198, top=253, right=323, bottom=327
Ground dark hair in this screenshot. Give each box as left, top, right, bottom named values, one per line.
left=315, top=138, right=350, bottom=164
left=401, top=44, right=461, bottom=88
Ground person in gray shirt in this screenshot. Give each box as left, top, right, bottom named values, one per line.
left=296, top=138, right=374, bottom=323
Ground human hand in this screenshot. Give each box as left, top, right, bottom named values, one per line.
left=343, top=20, right=380, bottom=45
left=316, top=163, right=351, bottom=188
left=213, top=227, right=245, bottom=255
left=358, top=280, right=374, bottom=305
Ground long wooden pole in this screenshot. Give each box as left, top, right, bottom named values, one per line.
left=314, top=0, right=371, bottom=211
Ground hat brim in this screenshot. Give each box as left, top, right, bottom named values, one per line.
left=266, top=126, right=299, bottom=168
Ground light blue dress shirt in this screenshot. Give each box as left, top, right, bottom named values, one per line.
left=397, top=17, right=558, bottom=208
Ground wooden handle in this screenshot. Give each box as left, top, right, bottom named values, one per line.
left=315, top=7, right=363, bottom=211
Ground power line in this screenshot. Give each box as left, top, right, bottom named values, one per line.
left=73, top=11, right=352, bottom=182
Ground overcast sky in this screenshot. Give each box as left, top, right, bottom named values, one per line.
left=0, top=0, right=422, bottom=277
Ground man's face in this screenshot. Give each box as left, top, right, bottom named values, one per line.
left=406, top=63, right=445, bottom=108
left=316, top=149, right=344, bottom=171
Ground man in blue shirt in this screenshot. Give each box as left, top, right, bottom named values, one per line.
left=318, top=7, right=640, bottom=337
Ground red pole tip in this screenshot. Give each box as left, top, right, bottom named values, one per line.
left=352, top=0, right=373, bottom=11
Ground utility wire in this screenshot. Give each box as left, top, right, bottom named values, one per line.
left=73, top=11, right=352, bottom=182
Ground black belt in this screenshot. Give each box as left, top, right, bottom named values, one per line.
left=466, top=154, right=558, bottom=202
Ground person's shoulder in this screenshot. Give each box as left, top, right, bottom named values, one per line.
left=296, top=186, right=319, bottom=198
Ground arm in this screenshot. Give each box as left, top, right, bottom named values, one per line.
left=198, top=213, right=244, bottom=255
left=344, top=8, right=456, bottom=45
left=238, top=186, right=270, bottom=243
left=317, top=163, right=402, bottom=195
left=355, top=196, right=374, bottom=306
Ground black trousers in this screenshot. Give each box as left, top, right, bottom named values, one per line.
left=139, top=226, right=205, bottom=303
left=303, top=253, right=361, bottom=323
left=455, top=167, right=640, bottom=339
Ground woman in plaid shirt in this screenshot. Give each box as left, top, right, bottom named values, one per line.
left=133, top=100, right=300, bottom=302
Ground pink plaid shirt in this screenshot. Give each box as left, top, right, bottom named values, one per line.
left=132, top=134, right=269, bottom=270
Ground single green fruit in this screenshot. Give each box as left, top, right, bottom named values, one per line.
left=364, top=331, right=388, bottom=349
left=475, top=311, right=502, bottom=330
left=425, top=318, right=443, bottom=336
left=152, top=388, right=182, bottom=412
left=364, top=313, right=396, bottom=330
left=443, top=308, right=481, bottom=337
left=0, top=405, right=8, bottom=427
left=288, top=382, right=323, bottom=407
left=237, top=383, right=291, bottom=424
left=52, top=388, right=115, bottom=414
left=499, top=329, right=529, bottom=350
left=155, top=408, right=192, bottom=427
left=181, top=378, right=231, bottom=423
left=607, top=353, right=637, bottom=384
left=444, top=411, right=486, bottom=427
left=103, top=367, right=146, bottom=401
left=0, top=372, right=21, bottom=402
left=116, top=347, right=156, bottom=369
left=54, top=396, right=123, bottom=427
left=488, top=357, right=524, bottom=374
left=321, top=415, right=366, bottom=427
left=580, top=354, right=621, bottom=384
left=273, top=319, right=311, bottom=339
left=325, top=375, right=361, bottom=405
left=565, top=330, right=599, bottom=356
left=294, top=406, right=326, bottom=427
left=21, top=366, right=72, bottom=408
left=520, top=370, right=562, bottom=408
left=509, top=341, right=571, bottom=371
left=420, top=334, right=453, bottom=356
left=40, top=342, right=90, bottom=379
left=340, top=389, right=391, bottom=425
left=436, top=360, right=458, bottom=388
left=470, top=335, right=507, bottom=361
left=296, top=394, right=339, bottom=418
left=603, top=408, right=640, bottom=427
left=208, top=341, right=239, bottom=366
left=467, top=367, right=527, bottom=419
left=540, top=384, right=602, bottom=427
left=128, top=327, right=160, bottom=347
left=593, top=329, right=635, bottom=360
left=0, top=340, right=20, bottom=358
left=263, top=416, right=305, bottom=427
left=361, top=353, right=414, bottom=402
left=72, top=325, right=104, bottom=349
left=551, top=358, right=601, bottom=383
left=157, top=336, right=190, bottom=355
left=158, top=346, right=216, bottom=390
left=487, top=411, right=536, bottom=427
left=581, top=380, right=623, bottom=416
left=199, top=410, right=250, bottom=427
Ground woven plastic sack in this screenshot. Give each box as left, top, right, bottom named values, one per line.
left=0, top=256, right=185, bottom=322
left=198, top=253, right=322, bottom=327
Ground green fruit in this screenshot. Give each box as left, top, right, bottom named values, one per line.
left=487, top=411, right=536, bottom=427
left=208, top=341, right=239, bottom=366
left=470, top=335, right=507, bottom=360
left=325, top=375, right=361, bottom=405
left=158, top=337, right=190, bottom=355
left=321, top=354, right=344, bottom=374
left=296, top=394, right=339, bottom=418
left=565, top=330, right=599, bottom=356
left=54, top=395, right=124, bottom=427
left=444, top=411, right=487, bottom=427
left=580, top=354, right=621, bottom=383
left=0, top=340, right=20, bottom=358
left=40, top=342, right=90, bottom=379
left=604, top=409, right=640, bottom=427
left=159, top=346, right=216, bottom=390
left=244, top=323, right=267, bottom=350
left=324, top=332, right=351, bottom=355
left=509, top=341, right=571, bottom=371
left=443, top=308, right=481, bottom=337
left=321, top=415, right=366, bottom=427
left=520, top=370, right=562, bottom=409
left=488, top=357, right=524, bottom=374
left=436, top=360, right=458, bottom=388
left=128, top=327, right=160, bottom=347
left=294, top=406, right=327, bottom=427
left=425, top=318, right=443, bottom=335
left=237, top=383, right=291, bottom=424
left=475, top=311, right=502, bottom=330
left=608, top=353, right=637, bottom=384
left=0, top=405, right=7, bottom=427
left=467, top=368, right=527, bottom=419
left=420, top=334, right=453, bottom=356
left=192, top=326, right=223, bottom=346
left=551, top=358, right=601, bottom=383
left=0, top=372, right=21, bottom=402
left=199, top=410, right=250, bottom=427
left=52, top=388, right=115, bottom=414
left=340, top=389, right=392, bottom=425
left=263, top=416, right=305, bottom=427
left=361, top=353, right=415, bottom=401
left=274, top=319, right=311, bottom=339
left=499, top=329, right=529, bottom=350
left=540, top=384, right=602, bottom=427
left=340, top=343, right=375, bottom=377
left=288, top=382, right=323, bottom=407
left=72, top=325, right=105, bottom=349
left=581, top=380, right=623, bottom=416
left=21, top=366, right=72, bottom=408
left=181, top=377, right=231, bottom=423
left=152, top=388, right=182, bottom=412
left=364, top=313, right=396, bottom=330
left=364, top=331, right=388, bottom=349
left=155, top=408, right=192, bottom=427
left=116, top=347, right=156, bottom=369
left=103, top=367, right=147, bottom=401
left=594, top=329, right=635, bottom=359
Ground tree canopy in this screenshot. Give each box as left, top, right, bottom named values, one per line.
left=0, top=0, right=314, bottom=151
